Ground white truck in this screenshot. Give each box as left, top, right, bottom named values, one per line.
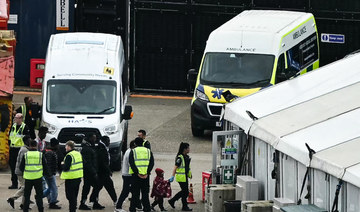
left=41, top=32, right=132, bottom=170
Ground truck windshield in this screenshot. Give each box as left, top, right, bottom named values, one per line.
left=200, top=53, right=275, bottom=87
left=47, top=80, right=117, bottom=114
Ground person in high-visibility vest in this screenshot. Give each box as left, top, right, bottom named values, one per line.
left=8, top=113, right=30, bottom=189
left=19, top=139, right=49, bottom=212
left=61, top=140, right=83, bottom=212
left=138, top=129, right=151, bottom=149
left=15, top=97, right=37, bottom=139
left=168, top=142, right=193, bottom=211
left=129, top=137, right=154, bottom=212
left=7, top=135, right=31, bottom=209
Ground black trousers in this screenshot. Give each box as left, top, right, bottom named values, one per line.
left=129, top=175, right=150, bottom=212
left=81, top=174, right=97, bottom=203
left=23, top=178, right=43, bottom=212
left=65, top=178, right=81, bottom=212
left=151, top=197, right=165, bottom=210
left=90, top=173, right=117, bottom=203
left=9, top=147, right=20, bottom=187
left=170, top=181, right=189, bottom=209
left=116, top=175, right=132, bottom=209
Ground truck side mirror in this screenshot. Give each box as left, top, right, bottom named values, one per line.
left=187, top=69, right=198, bottom=92
left=122, top=105, right=133, bottom=120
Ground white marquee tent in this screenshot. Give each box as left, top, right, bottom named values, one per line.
left=223, top=52, right=360, bottom=211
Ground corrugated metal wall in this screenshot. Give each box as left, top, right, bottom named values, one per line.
left=131, top=0, right=360, bottom=92
left=9, top=0, right=75, bottom=85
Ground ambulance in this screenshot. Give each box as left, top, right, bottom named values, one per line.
left=42, top=33, right=132, bottom=170
left=190, top=10, right=319, bottom=136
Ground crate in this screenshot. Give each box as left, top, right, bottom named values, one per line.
left=30, top=58, right=45, bottom=89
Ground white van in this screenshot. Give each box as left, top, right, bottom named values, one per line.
left=189, top=10, right=319, bottom=136
left=42, top=32, right=132, bottom=170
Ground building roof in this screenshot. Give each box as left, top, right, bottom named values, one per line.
left=224, top=52, right=360, bottom=188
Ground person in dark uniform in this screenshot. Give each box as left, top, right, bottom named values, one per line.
left=90, top=136, right=117, bottom=208
left=19, top=139, right=49, bottom=212
left=8, top=113, right=30, bottom=189
left=138, top=129, right=151, bottom=149
left=16, top=97, right=37, bottom=139
left=168, top=142, right=193, bottom=211
left=79, top=133, right=103, bottom=210
left=61, top=140, right=83, bottom=212
left=129, top=137, right=154, bottom=212
left=42, top=138, right=61, bottom=209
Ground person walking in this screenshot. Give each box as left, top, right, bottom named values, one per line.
left=168, top=142, right=193, bottom=211
left=89, top=136, right=117, bottom=208
left=150, top=168, right=171, bottom=211
left=79, top=133, right=102, bottom=210
left=115, top=140, right=136, bottom=212
left=19, top=139, right=49, bottom=212
left=7, top=135, right=31, bottom=209
left=42, top=138, right=61, bottom=209
left=35, top=126, right=48, bottom=152
left=129, top=137, right=154, bottom=212
left=61, top=140, right=83, bottom=212
left=138, top=129, right=151, bottom=149
left=9, top=113, right=30, bottom=189
left=16, top=97, right=37, bottom=139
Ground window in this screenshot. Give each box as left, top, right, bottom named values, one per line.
left=286, top=32, right=318, bottom=72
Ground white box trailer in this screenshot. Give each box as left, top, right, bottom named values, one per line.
left=42, top=32, right=132, bottom=170
left=223, top=52, right=360, bottom=211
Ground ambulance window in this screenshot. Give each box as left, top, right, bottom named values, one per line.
left=275, top=54, right=286, bottom=83
left=286, top=32, right=318, bottom=71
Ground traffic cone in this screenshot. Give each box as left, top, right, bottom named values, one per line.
left=187, top=183, right=196, bottom=204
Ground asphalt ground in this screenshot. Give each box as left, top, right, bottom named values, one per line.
left=0, top=90, right=215, bottom=212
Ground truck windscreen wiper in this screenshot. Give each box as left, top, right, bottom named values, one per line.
left=96, top=106, right=115, bottom=114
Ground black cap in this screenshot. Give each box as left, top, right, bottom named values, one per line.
left=50, top=138, right=59, bottom=147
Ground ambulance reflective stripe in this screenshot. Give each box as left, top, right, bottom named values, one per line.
left=61, top=151, right=83, bottom=179
left=129, top=147, right=150, bottom=175
left=175, top=154, right=192, bottom=182
left=23, top=151, right=43, bottom=180
left=9, top=123, right=26, bottom=147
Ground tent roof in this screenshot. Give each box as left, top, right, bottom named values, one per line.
left=224, top=53, right=360, bottom=187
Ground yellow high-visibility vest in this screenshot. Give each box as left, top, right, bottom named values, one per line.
left=175, top=154, right=192, bottom=182
left=23, top=151, right=43, bottom=180
left=129, top=147, right=150, bottom=175
left=61, top=150, right=83, bottom=179
left=9, top=123, right=26, bottom=147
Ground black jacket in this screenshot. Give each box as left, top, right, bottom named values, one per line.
left=129, top=147, right=154, bottom=175
left=81, top=140, right=98, bottom=177
left=96, top=142, right=111, bottom=176
left=20, top=149, right=50, bottom=178
left=43, top=148, right=58, bottom=176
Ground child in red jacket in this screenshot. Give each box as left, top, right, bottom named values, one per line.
left=151, top=168, right=171, bottom=211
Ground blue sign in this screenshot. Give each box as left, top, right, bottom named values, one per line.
left=321, top=33, right=345, bottom=44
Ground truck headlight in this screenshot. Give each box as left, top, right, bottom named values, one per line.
left=42, top=121, right=57, bottom=135
left=104, top=125, right=118, bottom=135
left=195, top=89, right=209, bottom=101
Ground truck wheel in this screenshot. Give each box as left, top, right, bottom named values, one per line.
left=110, top=148, right=122, bottom=171
left=192, top=126, right=204, bottom=137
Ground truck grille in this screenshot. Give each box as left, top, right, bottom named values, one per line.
left=58, top=128, right=101, bottom=144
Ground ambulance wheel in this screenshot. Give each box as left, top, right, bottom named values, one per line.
left=191, top=126, right=204, bottom=137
